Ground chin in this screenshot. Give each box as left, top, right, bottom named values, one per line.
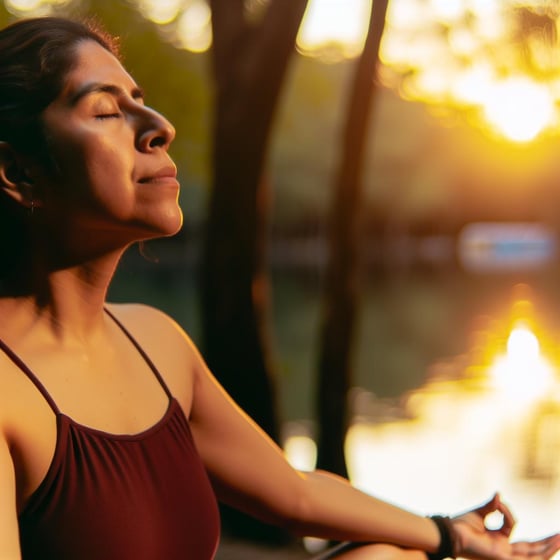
left=148, top=208, right=184, bottom=238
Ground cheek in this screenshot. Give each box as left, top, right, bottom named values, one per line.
left=43, top=120, right=134, bottom=193
left=83, top=153, right=137, bottom=219
left=54, top=140, right=135, bottom=210
left=87, top=145, right=133, bottom=191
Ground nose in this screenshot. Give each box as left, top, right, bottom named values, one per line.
left=136, top=106, right=176, bottom=152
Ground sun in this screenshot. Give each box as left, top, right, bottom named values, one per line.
left=481, top=77, right=555, bottom=142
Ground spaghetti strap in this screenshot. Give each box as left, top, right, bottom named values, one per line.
left=104, top=307, right=174, bottom=400
left=0, top=337, right=61, bottom=415
left=0, top=309, right=173, bottom=416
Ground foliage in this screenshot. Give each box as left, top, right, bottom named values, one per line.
left=4, top=0, right=557, bottom=237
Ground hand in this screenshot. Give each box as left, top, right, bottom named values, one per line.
left=450, top=493, right=560, bottom=560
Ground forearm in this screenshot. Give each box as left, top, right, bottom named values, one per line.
left=191, top=365, right=442, bottom=551
left=290, top=470, right=440, bottom=552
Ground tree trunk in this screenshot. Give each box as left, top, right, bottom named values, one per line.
left=201, top=0, right=308, bottom=543
left=316, top=0, right=390, bottom=477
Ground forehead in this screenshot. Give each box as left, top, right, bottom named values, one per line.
left=60, top=40, right=138, bottom=98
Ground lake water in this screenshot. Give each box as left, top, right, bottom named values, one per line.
left=108, top=240, right=560, bottom=542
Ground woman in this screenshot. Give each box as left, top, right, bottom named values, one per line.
left=0, top=16, right=557, bottom=560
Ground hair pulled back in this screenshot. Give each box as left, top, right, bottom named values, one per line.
left=0, top=16, right=119, bottom=155
left=0, top=17, right=119, bottom=290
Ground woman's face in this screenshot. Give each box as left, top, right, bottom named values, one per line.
left=36, top=39, right=182, bottom=251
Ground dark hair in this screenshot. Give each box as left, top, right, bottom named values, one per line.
left=0, top=17, right=120, bottom=290
left=0, top=16, right=119, bottom=155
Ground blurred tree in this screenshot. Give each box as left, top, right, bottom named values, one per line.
left=200, top=0, right=309, bottom=544
left=315, top=0, right=389, bottom=477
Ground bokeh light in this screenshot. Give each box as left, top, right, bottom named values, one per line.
left=297, top=0, right=371, bottom=61
left=176, top=0, right=212, bottom=53
left=136, top=0, right=182, bottom=25
left=380, top=0, right=560, bottom=142
left=4, top=0, right=69, bottom=15
left=5, top=0, right=42, bottom=11
left=284, top=435, right=317, bottom=471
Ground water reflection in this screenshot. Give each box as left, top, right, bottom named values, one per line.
left=341, top=285, right=560, bottom=541
left=283, top=283, right=560, bottom=541
left=490, top=323, right=554, bottom=402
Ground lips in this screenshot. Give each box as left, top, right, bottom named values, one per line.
left=138, top=165, right=178, bottom=184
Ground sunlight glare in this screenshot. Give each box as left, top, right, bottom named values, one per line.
left=297, top=0, right=371, bottom=59
left=429, top=0, right=464, bottom=22
left=343, top=295, right=560, bottom=541
left=452, top=64, right=493, bottom=105
left=448, top=27, right=478, bottom=58
left=380, top=0, right=555, bottom=141
left=387, top=0, right=432, bottom=30
left=507, top=325, right=539, bottom=364
left=481, top=77, right=554, bottom=142
left=490, top=324, right=554, bottom=402
left=471, top=3, right=505, bottom=41
left=412, top=67, right=450, bottom=99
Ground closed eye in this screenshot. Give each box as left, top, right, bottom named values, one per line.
left=95, top=113, right=122, bottom=120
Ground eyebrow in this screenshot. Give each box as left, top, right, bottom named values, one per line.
left=68, top=82, right=145, bottom=106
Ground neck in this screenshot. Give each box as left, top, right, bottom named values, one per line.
left=2, top=248, right=125, bottom=347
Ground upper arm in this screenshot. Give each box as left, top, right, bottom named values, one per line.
left=0, top=434, right=21, bottom=559
left=106, top=302, right=307, bottom=527
left=187, top=349, right=307, bottom=528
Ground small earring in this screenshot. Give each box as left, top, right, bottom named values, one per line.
left=30, top=199, right=34, bottom=215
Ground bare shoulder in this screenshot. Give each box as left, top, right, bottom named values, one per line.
left=106, top=302, right=192, bottom=343
left=105, top=302, right=204, bottom=409
left=105, top=302, right=202, bottom=355
left=106, top=301, right=180, bottom=327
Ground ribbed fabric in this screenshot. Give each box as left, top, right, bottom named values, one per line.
left=0, top=311, right=220, bottom=559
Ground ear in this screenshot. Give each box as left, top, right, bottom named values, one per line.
left=0, top=141, right=39, bottom=209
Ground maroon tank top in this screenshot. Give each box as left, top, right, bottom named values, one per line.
left=0, top=310, right=220, bottom=559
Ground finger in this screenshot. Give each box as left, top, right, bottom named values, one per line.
left=540, top=534, right=560, bottom=559
left=477, top=493, right=501, bottom=517
left=481, top=493, right=516, bottom=536
left=512, top=534, right=560, bottom=560
left=494, top=499, right=515, bottom=537
left=473, top=492, right=504, bottom=517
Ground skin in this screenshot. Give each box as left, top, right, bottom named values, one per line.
left=0, top=39, right=559, bottom=560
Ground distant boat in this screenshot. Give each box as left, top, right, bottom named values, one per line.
left=458, top=222, right=556, bottom=272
